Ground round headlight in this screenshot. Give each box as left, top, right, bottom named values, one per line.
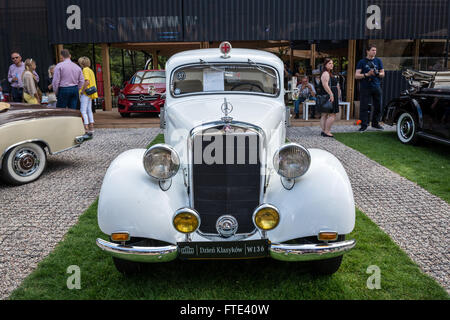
left=253, top=204, right=280, bottom=231
left=143, top=144, right=180, bottom=180
left=173, top=208, right=201, bottom=234
left=273, top=143, right=311, bottom=179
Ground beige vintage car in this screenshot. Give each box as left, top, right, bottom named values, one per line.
left=0, top=103, right=87, bottom=185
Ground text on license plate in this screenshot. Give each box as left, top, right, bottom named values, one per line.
left=177, top=240, right=269, bottom=260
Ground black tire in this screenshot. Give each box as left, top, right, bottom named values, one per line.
left=311, top=255, right=343, bottom=275
left=1, top=142, right=47, bottom=185
left=396, top=110, right=419, bottom=145
left=120, top=112, right=131, bottom=118
left=112, top=257, right=145, bottom=275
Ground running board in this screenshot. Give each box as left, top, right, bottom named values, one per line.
left=416, top=132, right=450, bottom=146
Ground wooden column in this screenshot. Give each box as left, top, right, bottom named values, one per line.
left=152, top=50, right=159, bottom=69
left=311, top=43, right=316, bottom=70
left=414, top=39, right=420, bottom=70
left=346, top=40, right=356, bottom=119
left=55, top=44, right=63, bottom=63
left=101, top=43, right=112, bottom=111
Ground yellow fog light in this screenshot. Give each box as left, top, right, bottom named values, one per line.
left=173, top=208, right=201, bottom=234
left=318, top=231, right=338, bottom=241
left=253, top=204, right=280, bottom=231
left=111, top=232, right=130, bottom=242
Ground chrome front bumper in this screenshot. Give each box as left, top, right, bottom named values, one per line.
left=96, top=238, right=356, bottom=263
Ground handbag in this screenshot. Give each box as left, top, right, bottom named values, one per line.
left=85, top=86, right=97, bottom=95
left=316, top=94, right=333, bottom=113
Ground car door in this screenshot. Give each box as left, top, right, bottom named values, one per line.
left=431, top=95, right=450, bottom=139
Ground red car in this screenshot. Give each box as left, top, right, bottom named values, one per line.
left=118, top=70, right=165, bottom=117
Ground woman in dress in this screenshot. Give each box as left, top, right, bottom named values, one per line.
left=319, top=58, right=340, bottom=137
left=22, top=59, right=40, bottom=104
left=78, top=57, right=98, bottom=136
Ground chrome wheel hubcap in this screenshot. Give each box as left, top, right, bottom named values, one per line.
left=400, top=116, right=413, bottom=140
left=13, top=148, right=40, bottom=177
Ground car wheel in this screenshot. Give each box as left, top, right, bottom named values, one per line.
left=310, top=235, right=345, bottom=275
left=120, top=112, right=131, bottom=118
left=112, top=257, right=144, bottom=275
left=397, top=111, right=418, bottom=145
left=1, top=142, right=47, bottom=185
left=311, top=255, right=343, bottom=275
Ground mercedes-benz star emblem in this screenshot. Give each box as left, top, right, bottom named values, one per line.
left=221, top=98, right=233, bottom=123
left=139, top=95, right=145, bottom=102
left=216, top=215, right=238, bottom=237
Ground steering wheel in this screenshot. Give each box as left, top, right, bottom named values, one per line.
left=230, top=82, right=264, bottom=92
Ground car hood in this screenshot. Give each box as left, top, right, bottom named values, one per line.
left=166, top=95, right=284, bottom=141
left=123, top=83, right=165, bottom=95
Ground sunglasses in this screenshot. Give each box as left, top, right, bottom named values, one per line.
left=11, top=56, right=20, bottom=60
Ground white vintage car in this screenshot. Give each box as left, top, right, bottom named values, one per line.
left=96, top=43, right=356, bottom=275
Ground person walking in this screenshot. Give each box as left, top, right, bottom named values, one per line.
left=52, top=49, right=84, bottom=109
left=319, top=58, right=340, bottom=137
left=46, top=65, right=57, bottom=107
left=78, top=56, right=98, bottom=136
left=22, top=59, right=40, bottom=104
left=8, top=52, right=39, bottom=102
left=355, top=44, right=385, bottom=132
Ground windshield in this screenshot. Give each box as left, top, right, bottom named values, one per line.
left=131, top=71, right=166, bottom=84
left=171, top=64, right=279, bottom=97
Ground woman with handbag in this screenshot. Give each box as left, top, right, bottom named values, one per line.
left=78, top=57, right=98, bottom=136
left=22, top=59, right=40, bottom=104
left=319, top=58, right=340, bottom=137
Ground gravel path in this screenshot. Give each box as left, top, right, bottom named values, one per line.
left=0, top=128, right=160, bottom=300
left=287, top=125, right=450, bottom=293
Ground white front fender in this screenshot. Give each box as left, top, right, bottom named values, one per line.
left=98, top=149, right=188, bottom=244
left=264, top=148, right=355, bottom=243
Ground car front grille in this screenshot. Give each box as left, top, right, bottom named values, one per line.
left=192, top=129, right=261, bottom=235
left=125, top=94, right=158, bottom=102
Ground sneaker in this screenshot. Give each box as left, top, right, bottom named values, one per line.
left=358, top=125, right=368, bottom=132
left=372, top=124, right=384, bottom=130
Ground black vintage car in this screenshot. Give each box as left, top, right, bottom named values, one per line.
left=384, top=69, right=450, bottom=145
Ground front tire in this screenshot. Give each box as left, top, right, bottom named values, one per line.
left=311, top=255, right=343, bottom=275
left=120, top=112, right=131, bottom=118
left=112, top=257, right=145, bottom=275
left=397, top=111, right=418, bottom=145
left=1, top=142, right=47, bottom=185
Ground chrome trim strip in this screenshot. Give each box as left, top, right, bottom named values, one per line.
left=187, top=121, right=268, bottom=240
left=269, top=239, right=356, bottom=262
left=96, top=238, right=178, bottom=263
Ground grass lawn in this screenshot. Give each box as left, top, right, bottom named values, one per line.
left=9, top=134, right=449, bottom=300
left=334, top=131, right=450, bottom=204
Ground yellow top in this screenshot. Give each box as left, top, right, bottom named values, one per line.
left=81, top=67, right=98, bottom=99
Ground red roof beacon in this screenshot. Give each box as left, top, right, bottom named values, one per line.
left=219, top=41, right=232, bottom=59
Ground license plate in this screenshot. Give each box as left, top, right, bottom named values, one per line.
left=178, top=239, right=269, bottom=260
left=135, top=103, right=148, bottom=107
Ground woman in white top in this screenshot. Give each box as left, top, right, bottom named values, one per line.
left=22, top=59, right=39, bottom=104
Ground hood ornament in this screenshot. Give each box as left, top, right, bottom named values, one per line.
left=221, top=98, right=233, bottom=124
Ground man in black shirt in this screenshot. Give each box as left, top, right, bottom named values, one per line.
left=355, top=44, right=385, bottom=131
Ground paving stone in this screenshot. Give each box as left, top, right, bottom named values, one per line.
left=287, top=125, right=450, bottom=294
left=0, top=128, right=160, bottom=299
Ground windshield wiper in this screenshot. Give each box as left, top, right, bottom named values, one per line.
left=199, top=59, right=226, bottom=72
left=247, top=59, right=276, bottom=78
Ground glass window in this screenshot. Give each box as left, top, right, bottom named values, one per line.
left=170, top=64, right=279, bottom=97
left=131, top=71, right=166, bottom=84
